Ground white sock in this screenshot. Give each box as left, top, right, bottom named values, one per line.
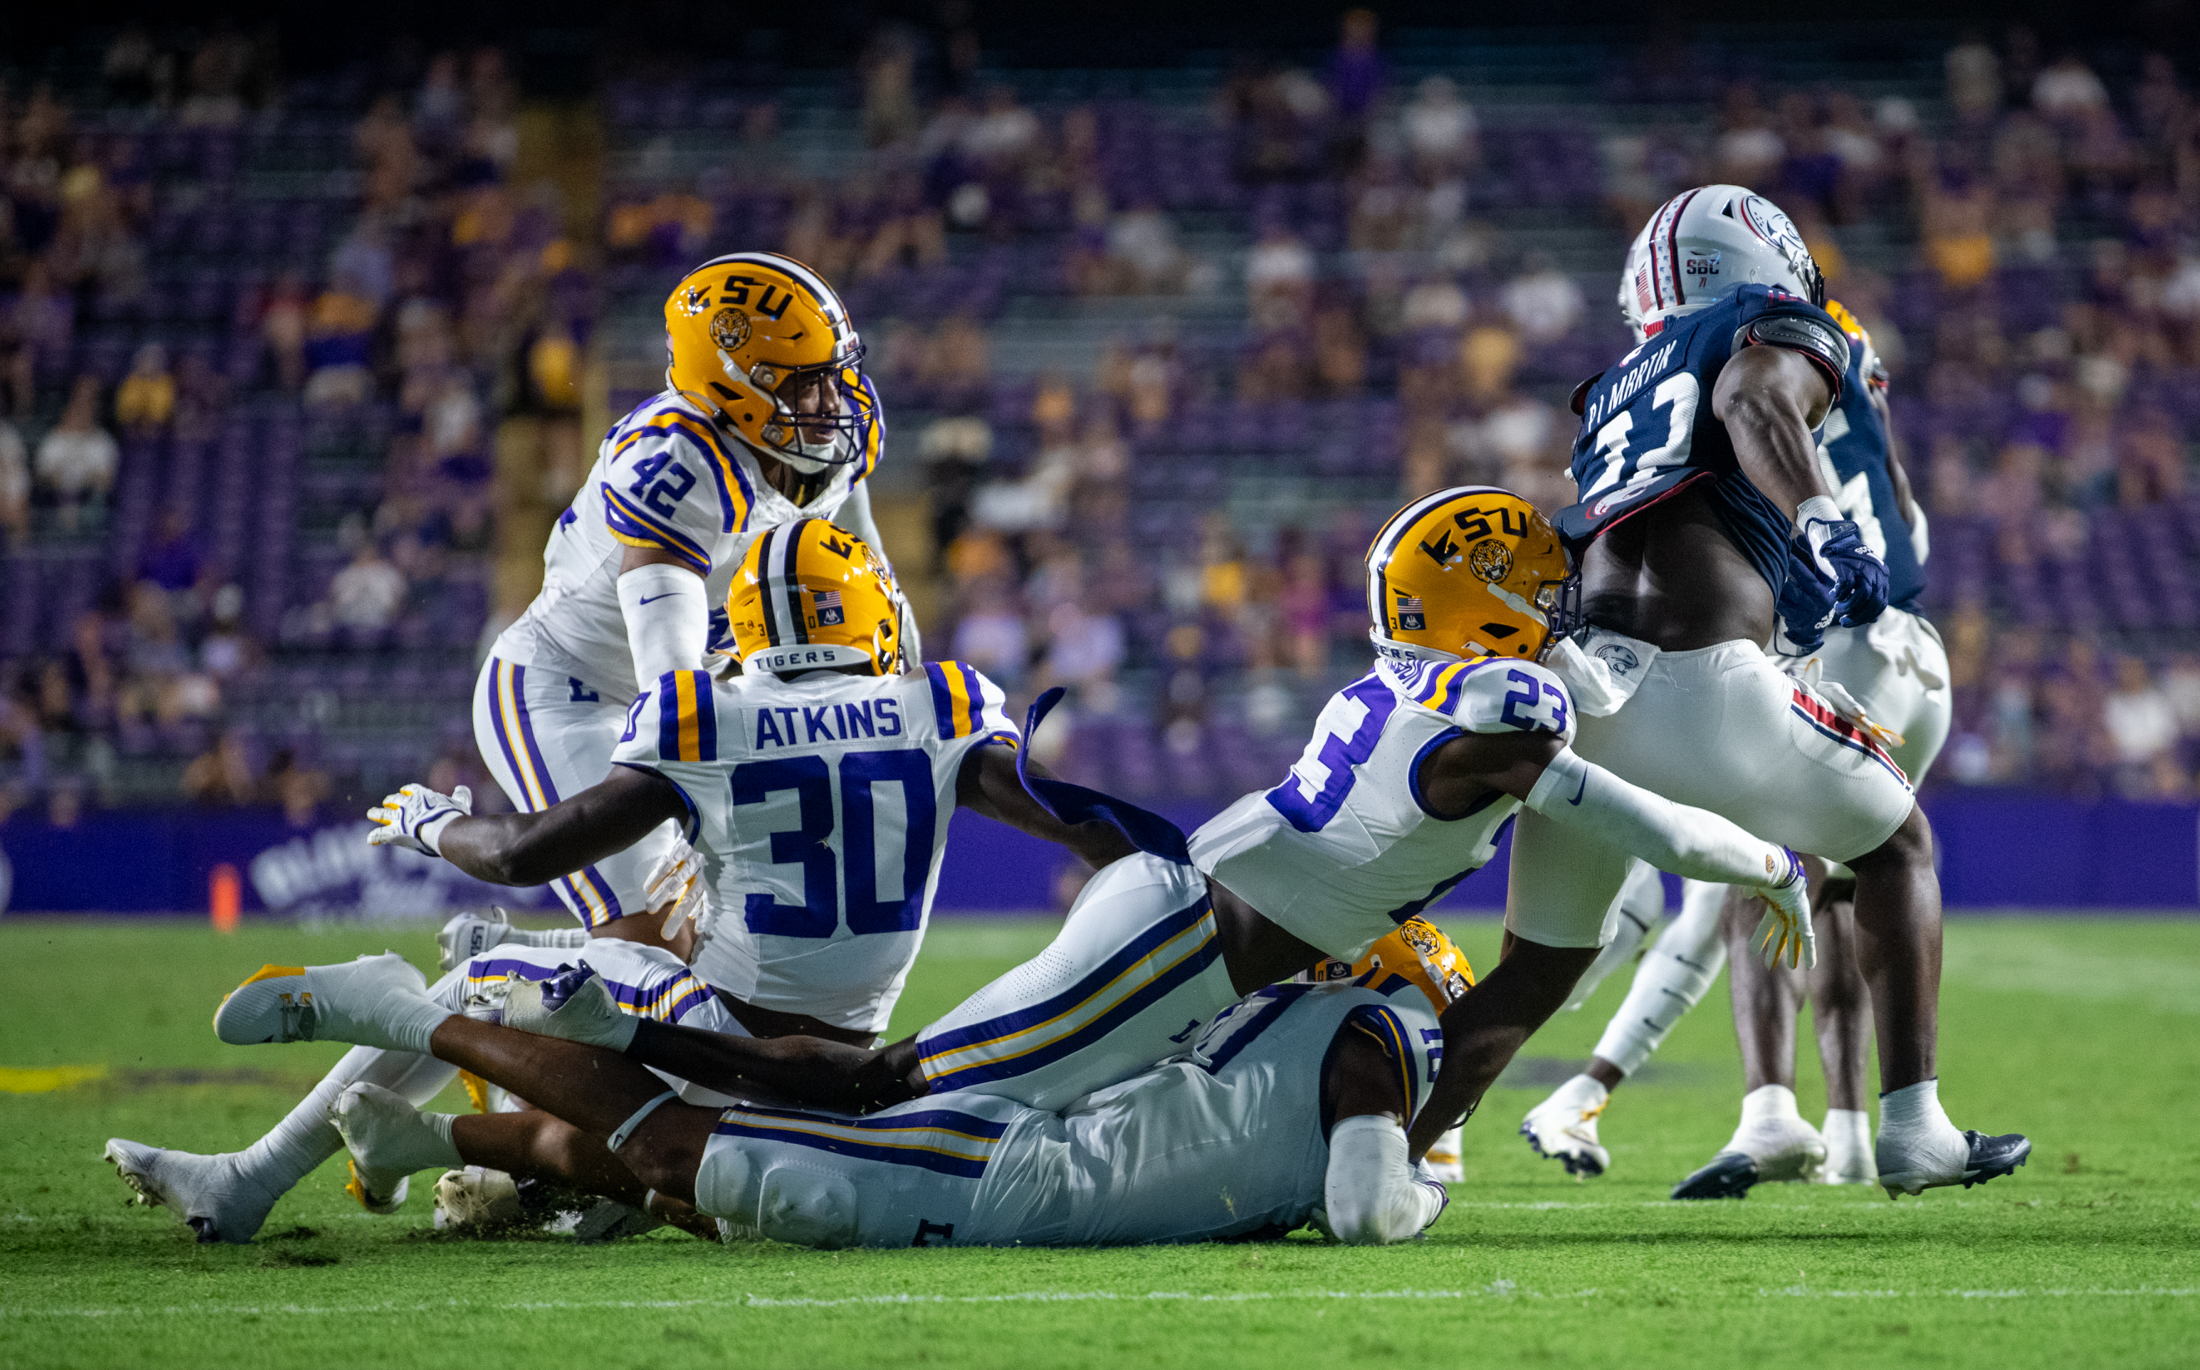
left=1822, top=1108, right=1873, bottom=1175
left=370, top=1107, right=464, bottom=1174
left=1739, top=1083, right=1803, bottom=1129
left=1590, top=881, right=1727, bottom=1076
left=1551, top=1073, right=1609, bottom=1114
left=1877, top=1079, right=1968, bottom=1168
left=232, top=1047, right=457, bottom=1193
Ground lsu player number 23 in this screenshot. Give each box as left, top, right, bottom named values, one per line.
left=476, top=252, right=905, bottom=933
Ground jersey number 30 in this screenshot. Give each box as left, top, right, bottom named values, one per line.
left=731, top=750, right=936, bottom=938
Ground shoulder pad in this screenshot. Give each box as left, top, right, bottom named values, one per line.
left=1569, top=372, right=1605, bottom=417
left=1732, top=314, right=1849, bottom=401
left=1404, top=658, right=1575, bottom=741
left=922, top=661, right=1018, bottom=743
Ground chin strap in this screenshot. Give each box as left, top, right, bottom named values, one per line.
left=1016, top=687, right=1191, bottom=865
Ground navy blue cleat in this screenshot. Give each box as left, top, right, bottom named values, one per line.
left=1671, top=1151, right=1760, bottom=1200
left=1881, top=1130, right=2031, bottom=1198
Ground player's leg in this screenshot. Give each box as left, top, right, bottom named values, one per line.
left=108, top=967, right=470, bottom=1244
left=476, top=656, right=679, bottom=931
left=1593, top=640, right=2022, bottom=1195
left=1806, top=878, right=1876, bottom=1184
left=1523, top=874, right=1729, bottom=1176
left=908, top=853, right=1241, bottom=1111
left=1670, top=883, right=1827, bottom=1199
left=1413, top=805, right=1614, bottom=1159
left=1560, top=859, right=1670, bottom=1012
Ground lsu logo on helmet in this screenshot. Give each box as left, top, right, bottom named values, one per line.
left=728, top=518, right=908, bottom=677
left=1298, top=917, right=1476, bottom=1015
left=1366, top=486, right=1574, bottom=665
left=662, top=252, right=880, bottom=475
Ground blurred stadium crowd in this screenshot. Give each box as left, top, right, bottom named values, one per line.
left=1, top=16, right=2198, bottom=827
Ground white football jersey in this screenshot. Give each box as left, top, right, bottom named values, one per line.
left=1191, top=655, right=1575, bottom=961
left=611, top=660, right=1016, bottom=1035
left=492, top=389, right=877, bottom=701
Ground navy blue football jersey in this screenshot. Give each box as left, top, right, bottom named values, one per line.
left=1558, top=284, right=1850, bottom=597
left=1816, top=307, right=1924, bottom=612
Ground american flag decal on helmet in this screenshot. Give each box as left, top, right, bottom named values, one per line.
left=1396, top=594, right=1426, bottom=631
left=812, top=588, right=845, bottom=625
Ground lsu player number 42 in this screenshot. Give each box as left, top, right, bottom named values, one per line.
left=476, top=252, right=904, bottom=935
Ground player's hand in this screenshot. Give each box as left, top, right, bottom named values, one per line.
left=1776, top=557, right=1834, bottom=654
left=644, top=841, right=710, bottom=939
left=1797, top=502, right=1890, bottom=629
left=1750, top=847, right=1816, bottom=970
left=366, top=783, right=472, bottom=857
left=437, top=907, right=512, bottom=972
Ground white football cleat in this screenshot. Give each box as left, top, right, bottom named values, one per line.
left=1422, top=1126, right=1465, bottom=1183
left=437, top=908, right=514, bottom=973
left=213, top=953, right=437, bottom=1051
left=434, top=1166, right=525, bottom=1232
left=104, top=1139, right=279, bottom=1245
left=502, top=963, right=637, bottom=1052
left=1672, top=1109, right=1826, bottom=1200
left=1878, top=1129, right=2031, bottom=1198
left=1520, top=1077, right=1611, bottom=1177
left=1819, top=1108, right=1876, bottom=1186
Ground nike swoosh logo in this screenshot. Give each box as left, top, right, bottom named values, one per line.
left=637, top=592, right=684, bottom=605
left=1568, top=774, right=1587, bottom=806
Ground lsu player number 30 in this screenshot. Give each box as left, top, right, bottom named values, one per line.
left=477, top=252, right=901, bottom=933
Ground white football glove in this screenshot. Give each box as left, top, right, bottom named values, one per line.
left=1751, top=848, right=1817, bottom=970
left=437, top=906, right=513, bottom=972
left=644, top=840, right=710, bottom=939
left=366, top=783, right=472, bottom=857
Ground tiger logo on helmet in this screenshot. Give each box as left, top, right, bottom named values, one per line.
left=663, top=252, right=880, bottom=475
left=727, top=518, right=909, bottom=678
left=1366, top=486, right=1575, bottom=665
left=1300, top=917, right=1476, bottom=1014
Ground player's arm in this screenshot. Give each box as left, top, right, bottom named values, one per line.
left=1711, top=342, right=1838, bottom=517
left=618, top=544, right=710, bottom=687
left=1423, top=730, right=1808, bottom=947
left=1870, top=385, right=1928, bottom=558
left=957, top=743, right=1138, bottom=871
left=1717, top=324, right=1890, bottom=629
left=369, top=768, right=687, bottom=888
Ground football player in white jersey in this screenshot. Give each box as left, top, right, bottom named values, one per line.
left=159, top=521, right=1133, bottom=1242
left=413, top=488, right=1819, bottom=1175
left=105, top=516, right=1108, bottom=1240
left=219, top=920, right=1472, bottom=1248
left=1523, top=297, right=1954, bottom=1197
left=108, top=253, right=915, bottom=1241
left=481, top=251, right=904, bottom=935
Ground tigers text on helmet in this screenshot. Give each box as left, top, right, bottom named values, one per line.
left=728, top=518, right=908, bottom=678
left=664, top=253, right=877, bottom=474
left=1618, top=185, right=1825, bottom=343
left=1300, top=917, right=1477, bottom=1014
left=1366, top=486, right=1575, bottom=666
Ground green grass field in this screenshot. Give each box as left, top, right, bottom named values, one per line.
left=2, top=914, right=2195, bottom=1369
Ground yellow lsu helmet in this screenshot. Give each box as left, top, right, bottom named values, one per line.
left=1302, top=918, right=1476, bottom=1015
left=728, top=517, right=908, bottom=677
left=664, top=252, right=879, bottom=474
left=1366, top=486, right=1575, bottom=664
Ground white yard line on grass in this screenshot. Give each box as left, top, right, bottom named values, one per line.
left=5, top=1286, right=2194, bottom=1320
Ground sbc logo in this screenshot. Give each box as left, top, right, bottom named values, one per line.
left=1684, top=252, right=1721, bottom=278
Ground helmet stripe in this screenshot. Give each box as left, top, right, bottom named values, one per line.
left=779, top=520, right=811, bottom=645
left=753, top=529, right=782, bottom=647
left=1662, top=187, right=1701, bottom=308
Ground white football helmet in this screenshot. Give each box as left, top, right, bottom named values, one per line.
left=1618, top=185, right=1825, bottom=342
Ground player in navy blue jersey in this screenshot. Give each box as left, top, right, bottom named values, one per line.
left=1524, top=296, right=1959, bottom=1197
left=1491, top=185, right=2025, bottom=1199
